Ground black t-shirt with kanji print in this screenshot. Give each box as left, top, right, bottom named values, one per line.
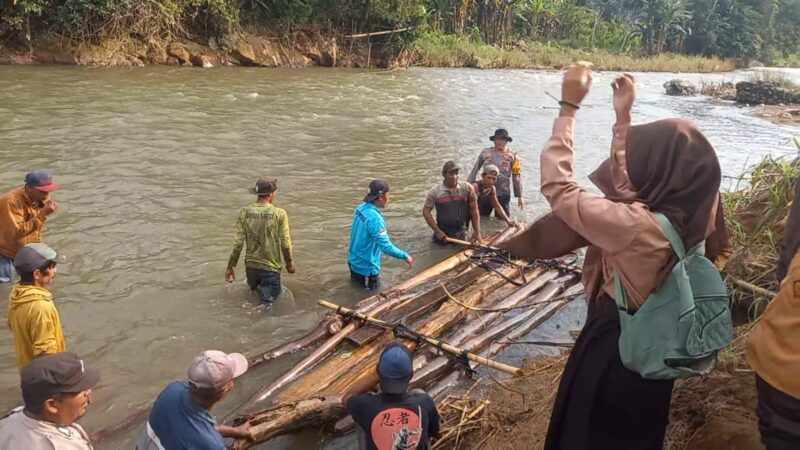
left=346, top=391, right=441, bottom=450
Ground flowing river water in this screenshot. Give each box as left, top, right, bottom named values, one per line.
left=0, top=66, right=798, bottom=449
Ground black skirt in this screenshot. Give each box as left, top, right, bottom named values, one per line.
left=544, top=294, right=675, bottom=450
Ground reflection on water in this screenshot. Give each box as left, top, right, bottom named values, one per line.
left=0, top=66, right=797, bottom=448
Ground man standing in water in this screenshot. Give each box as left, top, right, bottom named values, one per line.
left=423, top=161, right=482, bottom=244
left=471, top=164, right=519, bottom=229
left=348, top=180, right=412, bottom=290
left=226, top=177, right=295, bottom=307
left=0, top=170, right=60, bottom=284
left=467, top=129, right=523, bottom=216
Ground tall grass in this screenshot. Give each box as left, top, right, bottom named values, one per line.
left=747, top=70, right=799, bottom=91
left=413, top=32, right=736, bottom=72
left=723, top=155, right=800, bottom=313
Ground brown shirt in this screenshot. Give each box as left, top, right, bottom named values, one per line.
left=747, top=249, right=800, bottom=399
left=540, top=117, right=673, bottom=307
left=0, top=187, right=46, bottom=259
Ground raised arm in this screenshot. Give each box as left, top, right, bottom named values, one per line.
left=467, top=154, right=484, bottom=184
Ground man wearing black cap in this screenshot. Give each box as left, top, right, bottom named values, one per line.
left=226, top=177, right=295, bottom=307
left=423, top=161, right=482, bottom=244
left=0, top=170, right=61, bottom=284
left=7, top=243, right=67, bottom=371
left=467, top=129, right=523, bottom=217
left=348, top=180, right=413, bottom=290
left=0, top=352, right=99, bottom=449
left=343, top=342, right=441, bottom=450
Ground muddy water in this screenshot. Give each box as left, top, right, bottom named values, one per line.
left=0, top=66, right=797, bottom=449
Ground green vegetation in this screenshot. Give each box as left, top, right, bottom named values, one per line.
left=0, top=1, right=798, bottom=67
left=414, top=30, right=735, bottom=72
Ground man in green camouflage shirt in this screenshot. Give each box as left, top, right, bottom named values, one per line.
left=226, top=177, right=295, bottom=306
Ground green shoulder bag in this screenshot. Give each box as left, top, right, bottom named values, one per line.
left=613, top=213, right=733, bottom=380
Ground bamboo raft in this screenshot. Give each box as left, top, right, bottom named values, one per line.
left=227, top=228, right=584, bottom=449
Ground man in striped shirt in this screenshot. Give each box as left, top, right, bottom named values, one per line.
left=422, top=161, right=482, bottom=245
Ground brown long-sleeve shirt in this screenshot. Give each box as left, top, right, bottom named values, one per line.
left=0, top=187, right=46, bottom=259
left=540, top=117, right=673, bottom=307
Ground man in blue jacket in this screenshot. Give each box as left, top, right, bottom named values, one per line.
left=348, top=180, right=413, bottom=290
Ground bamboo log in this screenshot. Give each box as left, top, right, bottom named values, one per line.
left=241, top=245, right=482, bottom=409
left=248, top=315, right=344, bottom=369
left=410, top=277, right=573, bottom=388
left=230, top=396, right=345, bottom=450
left=298, top=265, right=525, bottom=401
left=344, top=27, right=414, bottom=39
left=319, top=301, right=523, bottom=376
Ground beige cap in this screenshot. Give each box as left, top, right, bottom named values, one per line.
left=483, top=164, right=500, bottom=175
left=187, top=350, right=248, bottom=390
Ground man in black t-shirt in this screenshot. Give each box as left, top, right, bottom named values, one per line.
left=343, top=342, right=441, bottom=450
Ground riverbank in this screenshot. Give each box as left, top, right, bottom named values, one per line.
left=0, top=32, right=739, bottom=72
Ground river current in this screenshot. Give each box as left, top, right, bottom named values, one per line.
left=0, top=66, right=798, bottom=448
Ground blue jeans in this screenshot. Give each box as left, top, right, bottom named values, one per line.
left=0, top=254, right=13, bottom=284
left=245, top=268, right=282, bottom=304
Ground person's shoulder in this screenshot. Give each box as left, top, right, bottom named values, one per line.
left=0, top=408, right=47, bottom=447
left=345, top=392, right=376, bottom=412
left=428, top=184, right=444, bottom=197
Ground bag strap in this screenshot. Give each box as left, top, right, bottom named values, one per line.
left=652, top=212, right=686, bottom=259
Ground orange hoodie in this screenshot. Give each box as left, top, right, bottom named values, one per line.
left=0, top=187, right=46, bottom=259
left=7, top=284, right=66, bottom=371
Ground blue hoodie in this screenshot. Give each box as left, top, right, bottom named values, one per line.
left=348, top=202, right=409, bottom=276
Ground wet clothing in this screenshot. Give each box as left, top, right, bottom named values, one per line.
left=467, top=147, right=522, bottom=200
left=777, top=179, right=800, bottom=282
left=138, top=381, right=225, bottom=450
left=0, top=187, right=47, bottom=260
left=228, top=203, right=293, bottom=274
left=545, top=295, right=674, bottom=450
left=0, top=254, right=12, bottom=284
left=348, top=202, right=409, bottom=278
left=424, top=182, right=477, bottom=239
left=472, top=182, right=501, bottom=217
left=0, top=406, right=93, bottom=450
left=755, top=375, right=800, bottom=450
left=246, top=268, right=282, bottom=304
left=350, top=265, right=380, bottom=290
left=7, top=284, right=66, bottom=371
left=346, top=390, right=441, bottom=450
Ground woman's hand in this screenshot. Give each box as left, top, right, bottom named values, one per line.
left=612, top=73, right=635, bottom=124
left=560, top=62, right=593, bottom=117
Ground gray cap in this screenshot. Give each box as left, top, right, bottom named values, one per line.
left=249, top=177, right=277, bottom=195
left=442, top=161, right=460, bottom=174
left=483, top=164, right=500, bottom=175
left=14, top=243, right=63, bottom=273
left=187, top=350, right=248, bottom=390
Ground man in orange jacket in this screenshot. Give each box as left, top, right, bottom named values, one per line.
left=0, top=171, right=60, bottom=284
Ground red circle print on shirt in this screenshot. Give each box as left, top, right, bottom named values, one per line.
left=369, top=406, right=423, bottom=450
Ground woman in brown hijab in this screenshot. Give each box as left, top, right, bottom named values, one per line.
left=502, top=65, right=727, bottom=449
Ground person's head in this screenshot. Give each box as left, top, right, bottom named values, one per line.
left=590, top=118, right=721, bottom=250
left=377, top=342, right=413, bottom=395
left=21, top=352, right=100, bottom=426
left=14, top=243, right=62, bottom=286
left=24, top=170, right=61, bottom=204
left=363, top=180, right=391, bottom=208
left=187, top=350, right=249, bottom=409
left=489, top=129, right=512, bottom=151
left=481, top=164, right=500, bottom=187
left=442, top=161, right=460, bottom=188
left=249, top=177, right=278, bottom=202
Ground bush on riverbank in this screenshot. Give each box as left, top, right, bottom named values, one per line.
left=414, top=31, right=736, bottom=72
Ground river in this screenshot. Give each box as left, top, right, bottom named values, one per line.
left=0, top=66, right=798, bottom=449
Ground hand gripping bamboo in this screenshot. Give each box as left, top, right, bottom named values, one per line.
left=318, top=300, right=523, bottom=377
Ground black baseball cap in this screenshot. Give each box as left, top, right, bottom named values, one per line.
left=21, top=353, right=100, bottom=402
left=363, top=180, right=390, bottom=203
left=442, top=161, right=460, bottom=174
left=249, top=177, right=277, bottom=195
left=377, top=342, right=413, bottom=394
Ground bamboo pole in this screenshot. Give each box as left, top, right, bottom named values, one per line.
left=344, top=27, right=414, bottom=39
left=319, top=301, right=523, bottom=377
